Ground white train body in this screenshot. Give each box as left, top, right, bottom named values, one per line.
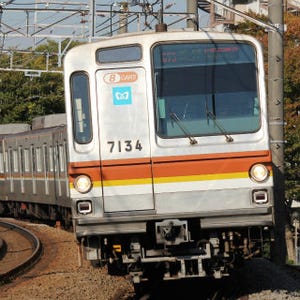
left=64, top=29, right=274, bottom=282
left=0, top=29, right=274, bottom=284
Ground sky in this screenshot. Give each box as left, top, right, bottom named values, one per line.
left=0, top=1, right=209, bottom=49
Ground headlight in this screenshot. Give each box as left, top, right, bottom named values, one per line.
left=250, top=164, right=269, bottom=182
left=74, top=175, right=92, bottom=193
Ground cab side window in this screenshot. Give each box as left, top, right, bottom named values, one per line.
left=70, top=72, right=92, bottom=144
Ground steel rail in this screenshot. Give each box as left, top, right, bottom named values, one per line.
left=0, top=220, right=42, bottom=283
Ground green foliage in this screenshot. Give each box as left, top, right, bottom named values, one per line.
left=0, top=39, right=81, bottom=124
left=282, top=14, right=300, bottom=203
left=0, top=70, right=64, bottom=124
left=285, top=99, right=300, bottom=202
left=234, top=12, right=300, bottom=204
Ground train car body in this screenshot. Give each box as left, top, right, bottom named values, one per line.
left=0, top=115, right=70, bottom=222
left=64, top=29, right=274, bottom=282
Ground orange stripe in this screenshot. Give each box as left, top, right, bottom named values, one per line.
left=68, top=150, right=271, bottom=168
left=153, top=155, right=272, bottom=177
left=152, top=150, right=271, bottom=163
left=69, top=166, right=101, bottom=182
left=68, top=150, right=272, bottom=183
left=68, top=164, right=151, bottom=182
left=102, top=163, right=152, bottom=180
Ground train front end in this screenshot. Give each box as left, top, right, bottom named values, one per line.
left=64, top=30, right=274, bottom=282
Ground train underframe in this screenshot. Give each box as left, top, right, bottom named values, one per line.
left=0, top=200, right=72, bottom=227
left=0, top=200, right=274, bottom=283
left=81, top=218, right=274, bottom=283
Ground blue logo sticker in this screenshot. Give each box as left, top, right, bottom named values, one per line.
left=113, top=86, right=132, bottom=105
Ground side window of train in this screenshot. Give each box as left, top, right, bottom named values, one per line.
left=70, top=72, right=92, bottom=144
left=0, top=141, right=3, bottom=174
left=0, top=150, right=3, bottom=174
left=8, top=148, right=13, bottom=174
left=36, top=147, right=42, bottom=173
left=18, top=146, right=24, bottom=175
left=55, top=144, right=60, bottom=174
left=49, top=146, right=54, bottom=172
left=24, top=149, right=30, bottom=172
left=43, top=144, right=48, bottom=173
left=13, top=149, right=18, bottom=173
left=59, top=144, right=66, bottom=173
left=4, top=151, right=9, bottom=173
left=31, top=145, right=35, bottom=173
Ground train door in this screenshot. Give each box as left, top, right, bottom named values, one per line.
left=96, top=68, right=154, bottom=213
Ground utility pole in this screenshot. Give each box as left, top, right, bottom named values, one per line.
left=89, top=0, right=95, bottom=42
left=268, top=0, right=286, bottom=264
left=293, top=216, right=299, bottom=264
left=119, top=2, right=128, bottom=34
left=187, top=0, right=199, bottom=30
left=195, top=0, right=286, bottom=264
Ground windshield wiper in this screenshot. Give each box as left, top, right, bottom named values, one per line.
left=170, top=112, right=198, bottom=145
left=206, top=111, right=234, bottom=143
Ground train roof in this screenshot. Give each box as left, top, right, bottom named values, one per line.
left=0, top=114, right=66, bottom=137
left=66, top=28, right=260, bottom=53
left=63, top=29, right=262, bottom=70
left=32, top=113, right=66, bottom=130
left=87, top=27, right=256, bottom=41
left=0, top=123, right=31, bottom=135
left=95, top=27, right=205, bottom=40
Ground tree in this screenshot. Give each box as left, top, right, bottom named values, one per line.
left=0, top=39, right=81, bottom=124
left=283, top=14, right=300, bottom=204
left=0, top=70, right=64, bottom=124
left=234, top=12, right=300, bottom=263
left=233, top=12, right=300, bottom=203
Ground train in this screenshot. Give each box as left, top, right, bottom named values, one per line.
left=0, top=28, right=275, bottom=285
left=0, top=114, right=70, bottom=223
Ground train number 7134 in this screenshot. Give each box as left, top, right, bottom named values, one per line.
left=107, top=140, right=143, bottom=153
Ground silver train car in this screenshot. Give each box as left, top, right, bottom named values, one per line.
left=64, top=29, right=274, bottom=282
left=0, top=114, right=70, bottom=223
left=0, top=29, right=275, bottom=285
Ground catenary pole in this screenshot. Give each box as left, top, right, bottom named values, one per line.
left=187, top=0, right=199, bottom=30
left=119, top=2, right=128, bottom=34
left=186, top=0, right=286, bottom=263
left=89, top=0, right=95, bottom=42
left=268, top=0, right=286, bottom=264
left=205, top=0, right=286, bottom=265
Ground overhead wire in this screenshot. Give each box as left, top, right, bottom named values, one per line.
left=0, top=5, right=5, bottom=51
left=0, top=1, right=183, bottom=50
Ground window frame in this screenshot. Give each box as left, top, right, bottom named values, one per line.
left=152, top=41, right=261, bottom=139
left=70, top=71, right=93, bottom=144
left=96, top=44, right=142, bottom=63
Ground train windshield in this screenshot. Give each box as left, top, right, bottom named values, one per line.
left=153, top=42, right=261, bottom=139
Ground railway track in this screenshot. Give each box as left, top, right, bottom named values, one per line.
left=1, top=219, right=300, bottom=299
left=115, top=258, right=300, bottom=299
left=0, top=219, right=42, bottom=284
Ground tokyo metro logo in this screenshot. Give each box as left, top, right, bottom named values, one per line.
left=112, top=86, right=132, bottom=105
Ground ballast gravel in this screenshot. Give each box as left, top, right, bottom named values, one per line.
left=0, top=219, right=300, bottom=300
left=0, top=219, right=134, bottom=300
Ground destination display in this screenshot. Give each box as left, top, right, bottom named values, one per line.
left=153, top=42, right=256, bottom=68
